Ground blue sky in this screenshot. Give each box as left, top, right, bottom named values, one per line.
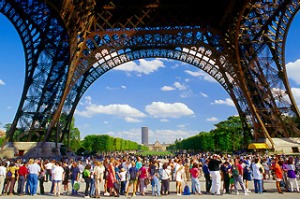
left=1, top=13, right=300, bottom=144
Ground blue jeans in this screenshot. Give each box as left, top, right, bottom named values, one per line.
left=71, top=179, right=78, bottom=195
left=151, top=176, right=160, bottom=196
left=17, top=175, right=26, bottom=194
left=192, top=177, right=201, bottom=193
left=254, top=179, right=263, bottom=193
left=28, top=173, right=38, bottom=195
left=90, top=178, right=95, bottom=196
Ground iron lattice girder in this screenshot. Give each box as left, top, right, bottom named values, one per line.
left=234, top=1, right=300, bottom=139
left=1, top=0, right=70, bottom=141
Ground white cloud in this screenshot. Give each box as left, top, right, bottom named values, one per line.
left=145, top=101, right=194, bottom=118
left=291, top=87, right=300, bottom=106
left=200, top=92, right=208, bottom=98
left=161, top=82, right=188, bottom=92
left=114, top=59, right=165, bottom=75
left=161, top=86, right=175, bottom=91
left=79, top=96, right=92, bottom=106
left=75, top=103, right=147, bottom=121
left=211, top=98, right=235, bottom=107
left=206, top=117, right=218, bottom=122
left=106, top=85, right=127, bottom=90
left=160, top=119, right=169, bottom=122
left=184, top=70, right=217, bottom=83
left=124, top=117, right=141, bottom=123
left=177, top=124, right=187, bottom=129
left=0, top=79, right=5, bottom=86
left=287, top=59, right=300, bottom=84
left=184, top=70, right=202, bottom=77
left=173, top=82, right=186, bottom=90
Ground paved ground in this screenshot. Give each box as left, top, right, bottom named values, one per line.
left=0, top=178, right=299, bottom=199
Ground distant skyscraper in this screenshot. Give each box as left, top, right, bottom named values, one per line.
left=141, top=127, right=149, bottom=145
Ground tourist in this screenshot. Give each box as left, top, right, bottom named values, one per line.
left=27, top=159, right=41, bottom=196
left=232, top=158, right=248, bottom=195
left=126, top=161, right=138, bottom=197
left=243, top=157, right=252, bottom=193
left=62, top=161, right=70, bottom=195
left=107, top=158, right=118, bottom=197
left=70, top=161, right=80, bottom=196
left=4, top=161, right=18, bottom=195
left=161, top=162, right=171, bottom=195
left=148, top=159, right=161, bottom=196
left=38, top=160, right=46, bottom=195
left=93, top=160, right=105, bottom=198
left=52, top=161, right=65, bottom=197
left=208, top=154, right=222, bottom=195
left=175, top=159, right=184, bottom=195
left=83, top=164, right=92, bottom=198
left=252, top=157, right=264, bottom=193
left=285, top=156, right=299, bottom=192
left=0, top=161, right=6, bottom=196
left=17, top=160, right=28, bottom=195
left=190, top=162, right=202, bottom=195
left=139, top=161, right=148, bottom=196
left=270, top=158, right=284, bottom=194
left=202, top=158, right=212, bottom=194
left=220, top=160, right=231, bottom=194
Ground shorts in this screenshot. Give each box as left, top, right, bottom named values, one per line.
left=275, top=177, right=282, bottom=182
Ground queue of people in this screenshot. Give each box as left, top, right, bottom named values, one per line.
left=0, top=152, right=299, bottom=198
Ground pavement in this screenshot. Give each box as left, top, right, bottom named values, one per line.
left=0, top=177, right=299, bottom=199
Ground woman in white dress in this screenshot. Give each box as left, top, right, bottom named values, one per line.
left=175, top=160, right=185, bottom=195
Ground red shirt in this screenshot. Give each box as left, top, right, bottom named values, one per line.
left=18, top=165, right=28, bottom=176
left=190, top=167, right=199, bottom=178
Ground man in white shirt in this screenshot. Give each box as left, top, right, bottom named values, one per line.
left=27, top=159, right=41, bottom=196
left=252, top=157, right=264, bottom=194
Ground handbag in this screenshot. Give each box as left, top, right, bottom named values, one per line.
left=113, top=181, right=120, bottom=191
left=73, top=181, right=80, bottom=191
left=144, top=178, right=150, bottom=186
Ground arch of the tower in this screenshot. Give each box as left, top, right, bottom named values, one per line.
left=1, top=0, right=300, bottom=151
left=57, top=30, right=251, bottom=143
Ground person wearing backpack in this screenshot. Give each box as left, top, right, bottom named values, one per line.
left=83, top=164, right=92, bottom=198
left=232, top=158, right=248, bottom=195
left=126, top=161, right=138, bottom=197
left=4, top=161, right=19, bottom=196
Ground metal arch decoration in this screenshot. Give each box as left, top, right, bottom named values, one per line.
left=1, top=0, right=70, bottom=142
left=1, top=0, right=300, bottom=150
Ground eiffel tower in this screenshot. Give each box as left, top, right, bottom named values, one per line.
left=1, top=0, right=300, bottom=150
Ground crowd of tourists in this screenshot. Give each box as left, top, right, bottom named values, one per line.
left=0, top=152, right=299, bottom=198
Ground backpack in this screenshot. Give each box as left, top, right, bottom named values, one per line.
left=129, top=167, right=137, bottom=180
left=183, top=185, right=191, bottom=195
left=82, top=169, right=89, bottom=178
left=232, top=166, right=239, bottom=177
left=6, top=170, right=12, bottom=178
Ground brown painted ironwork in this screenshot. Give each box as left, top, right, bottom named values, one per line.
left=1, top=0, right=300, bottom=150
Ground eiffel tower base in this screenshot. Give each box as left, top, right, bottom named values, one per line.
left=1, top=142, right=63, bottom=158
